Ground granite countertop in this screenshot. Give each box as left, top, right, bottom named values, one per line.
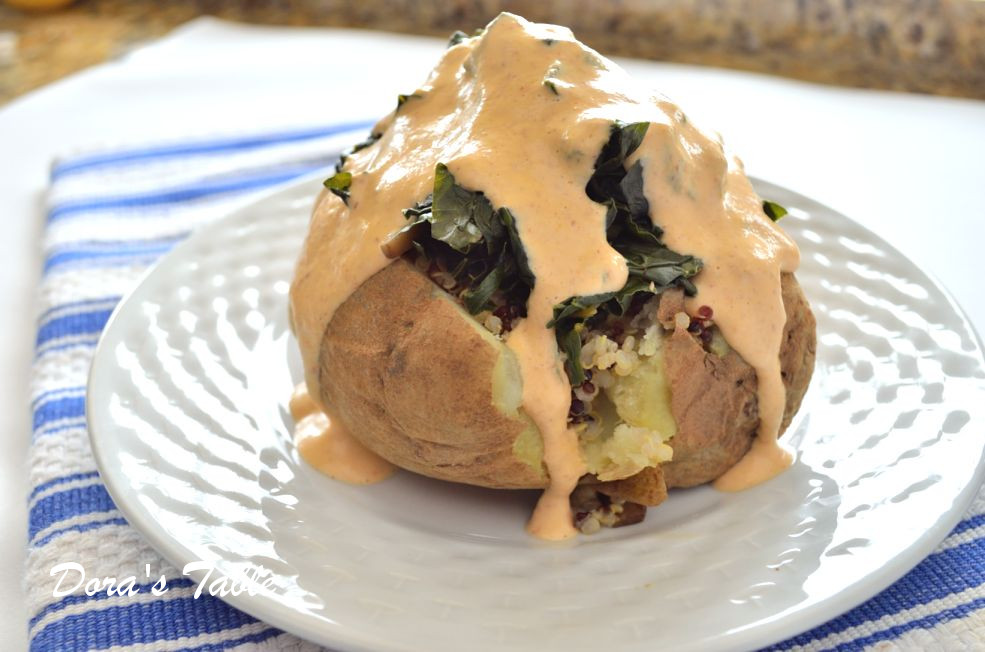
left=1, top=0, right=984, bottom=105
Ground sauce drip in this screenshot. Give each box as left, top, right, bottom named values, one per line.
left=628, top=113, right=799, bottom=490
left=289, top=13, right=801, bottom=536
left=290, top=384, right=396, bottom=484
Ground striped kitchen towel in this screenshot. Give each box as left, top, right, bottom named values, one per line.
left=26, top=124, right=985, bottom=651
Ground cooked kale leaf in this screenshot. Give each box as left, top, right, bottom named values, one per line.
left=431, top=163, right=495, bottom=250
left=585, top=121, right=649, bottom=217
left=550, top=121, right=703, bottom=384
left=324, top=131, right=383, bottom=205
left=402, top=163, right=533, bottom=316
left=543, top=62, right=562, bottom=96
left=323, top=171, right=353, bottom=205
left=447, top=27, right=486, bottom=47
left=448, top=30, right=469, bottom=47
left=397, top=93, right=423, bottom=110
left=763, top=200, right=788, bottom=221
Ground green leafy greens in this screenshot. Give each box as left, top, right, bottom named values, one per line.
left=323, top=132, right=382, bottom=205
left=401, top=163, right=534, bottom=316
left=323, top=171, right=352, bottom=204
left=397, top=93, right=422, bottom=110
left=543, top=62, right=561, bottom=96
left=448, top=28, right=485, bottom=47
left=549, top=122, right=703, bottom=384
left=394, top=123, right=702, bottom=384
left=762, top=200, right=788, bottom=221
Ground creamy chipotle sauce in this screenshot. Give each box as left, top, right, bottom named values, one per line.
left=289, top=13, right=800, bottom=537
left=626, top=113, right=800, bottom=491
left=290, top=383, right=396, bottom=484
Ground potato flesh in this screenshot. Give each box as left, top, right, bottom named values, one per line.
left=609, top=351, right=677, bottom=437
left=577, top=331, right=677, bottom=482
left=482, top=305, right=546, bottom=473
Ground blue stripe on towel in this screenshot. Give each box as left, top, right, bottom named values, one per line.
left=51, top=120, right=373, bottom=179
left=31, top=595, right=261, bottom=651
left=32, top=396, right=86, bottom=433
left=29, top=471, right=100, bottom=501
left=36, top=297, right=121, bottom=326
left=30, top=579, right=197, bottom=630
left=33, top=420, right=88, bottom=440
left=31, top=386, right=87, bottom=409
left=768, top=535, right=985, bottom=649
left=44, top=237, right=185, bottom=274
left=29, top=483, right=117, bottom=540
left=33, top=517, right=129, bottom=548
left=35, top=309, right=114, bottom=349
left=950, top=512, right=985, bottom=537
left=33, top=338, right=102, bottom=362
left=826, top=595, right=985, bottom=652
left=48, top=164, right=326, bottom=222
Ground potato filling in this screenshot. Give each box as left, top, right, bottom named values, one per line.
left=566, top=296, right=676, bottom=481
left=409, top=249, right=524, bottom=337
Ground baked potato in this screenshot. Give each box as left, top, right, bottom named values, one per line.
left=318, top=258, right=816, bottom=513
left=289, top=13, right=817, bottom=535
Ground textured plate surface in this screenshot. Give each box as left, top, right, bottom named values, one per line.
left=88, top=176, right=985, bottom=651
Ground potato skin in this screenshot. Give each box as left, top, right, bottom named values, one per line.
left=318, top=260, right=815, bottom=492
left=660, top=273, right=817, bottom=488
left=318, top=258, right=547, bottom=489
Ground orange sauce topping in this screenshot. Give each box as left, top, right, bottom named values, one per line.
left=289, top=13, right=801, bottom=536
left=289, top=384, right=395, bottom=485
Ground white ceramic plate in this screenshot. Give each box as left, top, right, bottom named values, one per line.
left=88, top=175, right=985, bottom=651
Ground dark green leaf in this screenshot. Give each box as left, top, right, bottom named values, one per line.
left=431, top=163, right=490, bottom=251
left=397, top=164, right=534, bottom=317
left=606, top=276, right=656, bottom=315
left=498, top=207, right=534, bottom=288
left=548, top=293, right=608, bottom=328
left=349, top=132, right=381, bottom=154
left=763, top=200, right=788, bottom=222
left=473, top=200, right=505, bottom=253
left=323, top=171, right=352, bottom=204
left=559, top=326, right=586, bottom=385
left=402, top=194, right=433, bottom=221
left=616, top=122, right=649, bottom=159
left=543, top=62, right=562, bottom=96
left=463, top=265, right=503, bottom=314
left=397, top=93, right=422, bottom=110
left=619, top=161, right=650, bottom=222
left=585, top=121, right=649, bottom=206
left=447, top=27, right=484, bottom=47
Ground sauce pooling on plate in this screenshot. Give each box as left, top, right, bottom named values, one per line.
left=289, top=13, right=799, bottom=538
left=289, top=384, right=396, bottom=484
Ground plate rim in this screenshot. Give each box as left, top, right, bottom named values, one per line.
left=87, top=173, right=985, bottom=652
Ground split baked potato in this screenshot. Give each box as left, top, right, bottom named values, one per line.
left=317, top=253, right=816, bottom=521
left=291, top=13, right=818, bottom=533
